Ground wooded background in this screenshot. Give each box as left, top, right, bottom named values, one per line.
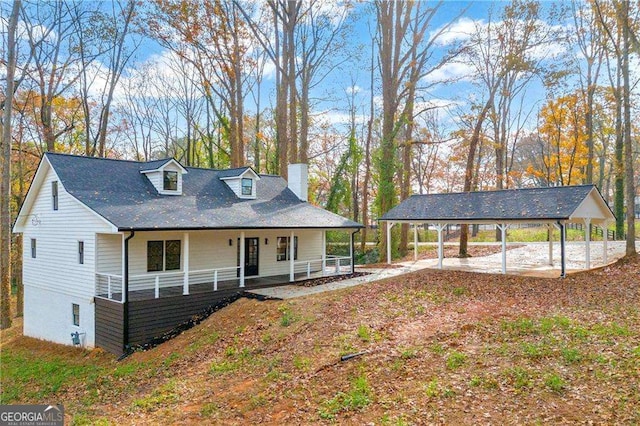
left=1, top=0, right=639, bottom=329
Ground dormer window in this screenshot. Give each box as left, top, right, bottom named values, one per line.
left=219, top=167, right=260, bottom=199
left=140, top=158, right=187, bottom=196
left=241, top=178, right=253, bottom=196
left=164, top=171, right=178, bottom=191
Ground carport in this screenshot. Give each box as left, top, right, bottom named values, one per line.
left=380, top=185, right=616, bottom=278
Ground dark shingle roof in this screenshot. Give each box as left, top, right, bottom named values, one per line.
left=45, top=153, right=361, bottom=230
left=380, top=185, right=605, bottom=222
left=138, top=158, right=175, bottom=171
left=217, top=167, right=254, bottom=178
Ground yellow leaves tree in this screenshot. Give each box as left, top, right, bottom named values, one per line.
left=534, top=93, right=589, bottom=186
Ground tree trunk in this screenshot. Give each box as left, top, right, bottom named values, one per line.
left=621, top=4, right=636, bottom=255
left=360, top=38, right=375, bottom=253
left=0, top=0, right=20, bottom=329
left=460, top=97, right=494, bottom=257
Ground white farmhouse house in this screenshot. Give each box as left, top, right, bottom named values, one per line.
left=13, top=153, right=362, bottom=354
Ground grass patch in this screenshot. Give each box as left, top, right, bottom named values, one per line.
left=357, top=324, right=371, bottom=342
left=319, top=375, right=372, bottom=420
left=293, top=355, right=311, bottom=371
left=452, top=287, right=467, bottom=296
left=544, top=373, right=566, bottom=393
left=504, top=367, right=532, bottom=390
left=278, top=304, right=298, bottom=327
left=131, top=380, right=179, bottom=412
left=561, top=347, right=582, bottom=364
left=0, top=348, right=103, bottom=404
left=446, top=351, right=467, bottom=369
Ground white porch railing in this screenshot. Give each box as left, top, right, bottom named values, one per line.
left=188, top=266, right=240, bottom=291
left=325, top=255, right=352, bottom=275
left=292, top=256, right=352, bottom=280
left=95, top=273, right=124, bottom=302
left=95, top=257, right=351, bottom=301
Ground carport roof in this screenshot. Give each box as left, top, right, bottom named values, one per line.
left=380, top=185, right=615, bottom=224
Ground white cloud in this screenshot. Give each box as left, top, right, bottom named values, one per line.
left=346, top=85, right=362, bottom=95
left=430, top=17, right=479, bottom=46
left=423, top=61, right=475, bottom=83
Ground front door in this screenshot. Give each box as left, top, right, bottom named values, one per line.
left=237, top=237, right=259, bottom=277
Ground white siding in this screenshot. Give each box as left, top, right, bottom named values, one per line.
left=22, top=164, right=115, bottom=301
left=24, top=285, right=95, bottom=348
left=97, top=233, right=122, bottom=274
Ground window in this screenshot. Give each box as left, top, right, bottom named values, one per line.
left=276, top=236, right=298, bottom=261
left=241, top=178, right=253, bottom=196
left=165, top=240, right=181, bottom=270
left=72, top=304, right=80, bottom=326
left=30, top=238, right=36, bottom=258
left=52, top=181, right=58, bottom=210
left=78, top=241, right=84, bottom=264
left=163, top=171, right=178, bottom=191
left=147, top=240, right=181, bottom=272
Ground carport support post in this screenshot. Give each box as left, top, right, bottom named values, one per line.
left=289, top=230, right=295, bottom=282
left=547, top=223, right=553, bottom=265
left=386, top=221, right=394, bottom=264
left=435, top=223, right=445, bottom=269
left=239, top=231, right=245, bottom=287
left=497, top=224, right=509, bottom=274
left=603, top=220, right=609, bottom=264
left=413, top=224, right=418, bottom=262
left=584, top=218, right=591, bottom=269
left=558, top=221, right=566, bottom=278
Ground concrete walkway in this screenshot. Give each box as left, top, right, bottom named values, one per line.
left=246, top=241, right=634, bottom=300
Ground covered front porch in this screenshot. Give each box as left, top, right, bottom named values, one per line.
left=94, top=228, right=355, bottom=303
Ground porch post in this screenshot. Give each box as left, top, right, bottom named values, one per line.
left=603, top=220, right=609, bottom=264
left=584, top=218, right=591, bottom=269
left=121, top=233, right=126, bottom=303
left=289, top=230, right=295, bottom=282
left=183, top=232, right=189, bottom=295
left=239, top=231, right=245, bottom=287
left=548, top=223, right=553, bottom=265
left=413, top=224, right=418, bottom=262
left=386, top=221, right=393, bottom=264
left=322, top=230, right=326, bottom=275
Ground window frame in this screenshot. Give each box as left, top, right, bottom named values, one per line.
left=72, top=303, right=80, bottom=326
left=276, top=236, right=298, bottom=261
left=52, top=181, right=58, bottom=210
left=30, top=238, right=36, bottom=258
left=241, top=177, right=253, bottom=196
left=147, top=240, right=181, bottom=272
left=163, top=170, right=178, bottom=191
left=78, top=241, right=84, bottom=265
